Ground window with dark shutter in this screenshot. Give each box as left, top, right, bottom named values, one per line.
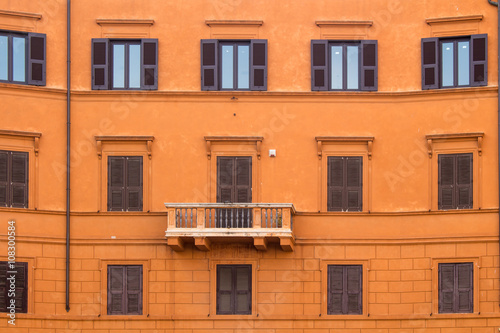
left=216, top=265, right=251, bottom=315
left=0, top=262, right=28, bottom=313
left=0, top=151, right=28, bottom=208
left=327, top=265, right=362, bottom=315
left=107, top=156, right=143, bottom=211
left=422, top=34, right=487, bottom=89
left=201, top=39, right=267, bottom=91
left=28, top=33, right=46, bottom=86
left=311, top=40, right=377, bottom=91
left=92, top=38, right=158, bottom=90
left=327, top=156, right=362, bottom=212
left=438, top=153, right=472, bottom=210
left=107, top=265, right=143, bottom=315
left=439, top=262, right=473, bottom=313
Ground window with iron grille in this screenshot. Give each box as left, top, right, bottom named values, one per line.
left=327, top=265, right=362, bottom=315
left=438, top=262, right=473, bottom=313
left=107, top=265, right=142, bottom=315
left=216, top=265, right=251, bottom=315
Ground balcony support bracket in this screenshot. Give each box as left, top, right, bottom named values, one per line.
left=254, top=237, right=268, bottom=251
left=168, top=237, right=185, bottom=252
left=195, top=237, right=211, bottom=251
left=280, top=237, right=295, bottom=252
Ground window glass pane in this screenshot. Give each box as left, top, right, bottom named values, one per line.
left=221, top=45, right=234, bottom=89
left=0, top=36, right=8, bottom=80
left=330, top=46, right=343, bottom=90
left=12, top=37, right=25, bottom=82
left=458, top=41, right=470, bottom=86
left=237, top=45, right=249, bottom=89
left=441, top=42, right=454, bottom=87
left=113, top=44, right=125, bottom=88
left=347, top=46, right=359, bottom=89
left=129, top=44, right=141, bottom=88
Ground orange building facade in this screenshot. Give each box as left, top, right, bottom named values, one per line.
left=0, top=0, right=499, bottom=332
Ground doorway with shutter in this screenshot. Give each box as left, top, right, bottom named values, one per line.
left=216, top=156, right=252, bottom=228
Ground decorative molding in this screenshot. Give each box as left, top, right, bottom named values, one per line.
left=425, top=15, right=483, bottom=37
left=205, top=20, right=263, bottom=39
left=425, top=15, right=483, bottom=26
left=315, top=20, right=373, bottom=28
left=315, top=20, right=373, bottom=40
left=96, top=19, right=155, bottom=38
left=315, top=136, right=374, bottom=160
left=204, top=136, right=263, bottom=160
left=95, top=136, right=154, bottom=159
left=0, top=10, right=42, bottom=32
left=425, top=132, right=484, bottom=158
left=205, top=20, right=263, bottom=27
left=0, top=130, right=41, bottom=156
left=96, top=19, right=155, bottom=26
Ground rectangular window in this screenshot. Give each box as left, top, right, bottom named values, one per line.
left=216, top=265, right=251, bottom=315
left=0, top=262, right=28, bottom=313
left=438, top=262, right=473, bottom=313
left=107, top=265, right=142, bottom=315
left=327, top=156, right=362, bottom=212
left=201, top=39, right=267, bottom=91
left=327, top=265, right=362, bottom=315
left=107, top=156, right=143, bottom=212
left=438, top=153, right=472, bottom=210
left=0, top=151, right=28, bottom=208
left=0, top=31, right=46, bottom=86
left=92, top=39, right=158, bottom=90
left=422, top=34, right=487, bottom=89
left=311, top=40, right=377, bottom=91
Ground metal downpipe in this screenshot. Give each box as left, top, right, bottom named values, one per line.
left=66, top=0, right=71, bottom=312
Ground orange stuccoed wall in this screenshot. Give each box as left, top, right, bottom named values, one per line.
left=0, top=0, right=499, bottom=332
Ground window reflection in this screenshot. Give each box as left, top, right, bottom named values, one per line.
left=12, top=37, right=25, bottom=82
left=129, top=44, right=141, bottom=88
left=0, top=36, right=8, bottom=81
left=221, top=45, right=234, bottom=89
left=113, top=44, right=125, bottom=88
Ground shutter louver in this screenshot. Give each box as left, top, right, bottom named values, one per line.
left=108, top=157, right=125, bottom=211
left=0, top=262, right=6, bottom=311
left=27, top=33, right=46, bottom=86
left=346, top=266, right=362, bottom=314
left=346, top=157, right=362, bottom=211
left=11, top=152, right=28, bottom=208
left=201, top=40, right=218, bottom=90
left=92, top=39, right=109, bottom=90
left=235, top=157, right=252, bottom=203
left=126, top=266, right=142, bottom=315
left=439, top=264, right=455, bottom=313
left=422, top=38, right=439, bottom=89
left=328, top=266, right=343, bottom=314
left=360, top=40, right=377, bottom=91
left=235, top=266, right=251, bottom=314
left=141, top=39, right=158, bottom=90
left=0, top=152, right=7, bottom=207
left=217, top=265, right=251, bottom=315
left=438, top=155, right=455, bottom=209
left=456, top=154, right=472, bottom=208
left=457, top=263, right=473, bottom=313
left=328, top=157, right=344, bottom=211
left=126, top=157, right=143, bottom=211
left=471, top=34, right=487, bottom=86
left=108, top=266, right=124, bottom=315
left=217, top=157, right=234, bottom=203
left=250, top=40, right=267, bottom=91
left=439, top=263, right=473, bottom=313
left=311, top=40, right=328, bottom=91
left=14, top=263, right=27, bottom=313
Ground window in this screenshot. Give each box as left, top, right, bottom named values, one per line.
left=327, top=156, right=362, bottom=212
left=107, top=265, right=142, bottom=315
left=438, top=262, right=473, bottom=313
left=0, top=151, right=28, bottom=208
left=91, top=39, right=158, bottom=90
left=107, top=156, right=143, bottom=212
left=311, top=40, right=377, bottom=91
left=0, top=262, right=27, bottom=313
left=422, top=34, right=487, bottom=89
left=0, top=31, right=46, bottom=86
left=438, top=153, right=472, bottom=210
left=216, top=265, right=251, bottom=315
left=327, top=265, right=362, bottom=315
left=201, top=39, right=267, bottom=91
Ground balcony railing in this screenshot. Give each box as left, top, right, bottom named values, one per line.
left=165, top=203, right=295, bottom=252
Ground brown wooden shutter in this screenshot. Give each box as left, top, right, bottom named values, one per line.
left=327, top=265, right=343, bottom=314
left=217, top=265, right=251, bottom=315
left=360, top=40, right=377, bottom=91
left=438, top=155, right=455, bottom=209
left=201, top=40, right=218, bottom=90
left=346, top=157, right=362, bottom=211
left=328, top=265, right=362, bottom=315
left=27, top=33, right=46, bottom=86
left=141, top=39, right=158, bottom=90
left=0, top=152, right=7, bottom=207
left=0, top=262, right=27, bottom=313
left=92, top=39, right=109, bottom=90
left=126, top=266, right=142, bottom=315
left=235, top=157, right=252, bottom=203
left=456, top=154, right=472, bottom=209
left=471, top=34, right=487, bottom=86
left=0, top=262, right=6, bottom=311
left=422, top=37, right=439, bottom=89
left=217, top=157, right=235, bottom=203
left=327, top=157, right=344, bottom=211
left=439, top=263, right=455, bottom=313
left=10, top=152, right=28, bottom=208
left=108, top=157, right=125, bottom=211
left=346, top=266, right=362, bottom=314
left=126, top=157, right=143, bottom=211
left=234, top=266, right=251, bottom=314
left=250, top=40, right=267, bottom=91
left=108, top=266, right=125, bottom=314
left=439, top=263, right=473, bottom=313
left=216, top=265, right=233, bottom=314
left=311, top=40, right=328, bottom=91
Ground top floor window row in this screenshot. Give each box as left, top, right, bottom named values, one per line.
left=0, top=30, right=488, bottom=91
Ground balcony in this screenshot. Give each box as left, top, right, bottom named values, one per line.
left=165, top=203, right=295, bottom=252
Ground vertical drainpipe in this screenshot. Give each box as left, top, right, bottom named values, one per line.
left=66, top=0, right=71, bottom=312
left=486, top=0, right=499, bottom=308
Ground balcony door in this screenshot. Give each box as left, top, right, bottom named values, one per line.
left=216, top=156, right=252, bottom=227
